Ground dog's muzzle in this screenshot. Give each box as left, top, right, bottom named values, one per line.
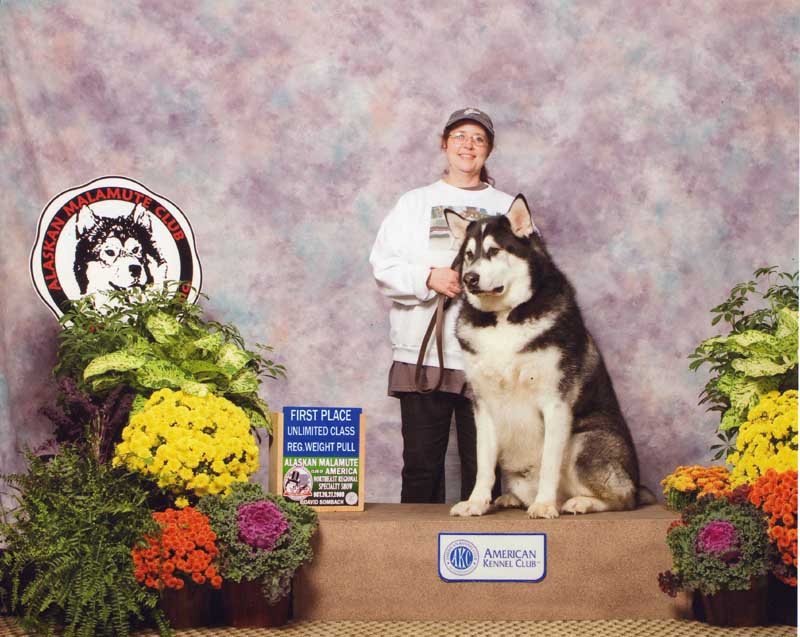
left=463, top=272, right=504, bottom=296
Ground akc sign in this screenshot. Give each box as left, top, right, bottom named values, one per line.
left=438, top=532, right=547, bottom=582
left=30, top=176, right=202, bottom=318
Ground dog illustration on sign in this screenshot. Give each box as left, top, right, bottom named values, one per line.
left=74, top=202, right=168, bottom=295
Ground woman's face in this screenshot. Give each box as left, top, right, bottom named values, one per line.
left=442, top=122, right=491, bottom=180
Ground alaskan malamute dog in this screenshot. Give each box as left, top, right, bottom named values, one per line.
left=444, top=196, right=652, bottom=518
left=74, top=203, right=167, bottom=296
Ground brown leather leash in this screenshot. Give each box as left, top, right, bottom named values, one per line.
left=414, top=253, right=462, bottom=393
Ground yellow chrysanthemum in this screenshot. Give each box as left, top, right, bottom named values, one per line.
left=113, top=389, right=259, bottom=498
left=728, top=390, right=798, bottom=487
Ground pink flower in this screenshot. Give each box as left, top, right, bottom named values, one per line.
left=237, top=500, right=289, bottom=551
left=696, top=520, right=739, bottom=556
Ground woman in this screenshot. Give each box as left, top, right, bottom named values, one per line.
left=370, top=107, right=527, bottom=503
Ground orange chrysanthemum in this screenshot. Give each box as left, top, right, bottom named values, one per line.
left=750, top=469, right=797, bottom=586
left=662, top=465, right=732, bottom=498
left=131, top=506, right=223, bottom=591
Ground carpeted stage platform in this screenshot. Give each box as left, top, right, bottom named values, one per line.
left=296, top=503, right=688, bottom=621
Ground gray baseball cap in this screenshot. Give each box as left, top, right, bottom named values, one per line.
left=444, top=107, right=494, bottom=137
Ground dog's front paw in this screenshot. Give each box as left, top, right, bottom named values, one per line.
left=561, top=496, right=595, bottom=515
left=450, top=498, right=491, bottom=517
left=494, top=493, right=523, bottom=509
left=527, top=501, right=559, bottom=519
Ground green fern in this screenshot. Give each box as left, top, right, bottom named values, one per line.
left=0, top=446, right=171, bottom=636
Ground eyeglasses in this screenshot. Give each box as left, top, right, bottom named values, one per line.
left=448, top=132, right=489, bottom=148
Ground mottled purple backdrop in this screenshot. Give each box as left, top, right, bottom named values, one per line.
left=1, top=2, right=797, bottom=502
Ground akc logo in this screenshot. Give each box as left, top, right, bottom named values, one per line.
left=30, top=176, right=202, bottom=318
left=443, top=539, right=479, bottom=576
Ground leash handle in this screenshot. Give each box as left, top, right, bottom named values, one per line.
left=414, top=254, right=462, bottom=393
left=414, top=294, right=446, bottom=393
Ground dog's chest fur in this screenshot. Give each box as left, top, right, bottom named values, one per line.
left=458, top=311, right=566, bottom=470
left=459, top=311, right=560, bottom=394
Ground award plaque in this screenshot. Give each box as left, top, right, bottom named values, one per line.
left=269, top=407, right=365, bottom=511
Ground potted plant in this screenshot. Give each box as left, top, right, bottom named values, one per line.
left=661, top=465, right=731, bottom=511
left=112, top=388, right=260, bottom=503
left=197, top=482, right=318, bottom=627
left=0, top=444, right=170, bottom=637
left=51, top=283, right=284, bottom=440
left=658, top=488, right=772, bottom=626
left=132, top=506, right=223, bottom=629
left=689, top=267, right=797, bottom=459
left=39, top=378, right=135, bottom=463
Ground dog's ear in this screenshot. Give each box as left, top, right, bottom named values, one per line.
left=444, top=208, right=470, bottom=242
left=506, top=195, right=534, bottom=238
left=75, top=205, right=99, bottom=238
left=129, top=203, right=152, bottom=231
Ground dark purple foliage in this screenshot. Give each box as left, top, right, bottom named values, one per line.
left=39, top=377, right=134, bottom=463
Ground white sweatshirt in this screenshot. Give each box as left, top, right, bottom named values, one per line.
left=369, top=180, right=515, bottom=371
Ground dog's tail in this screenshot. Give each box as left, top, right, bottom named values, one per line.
left=637, top=485, right=657, bottom=506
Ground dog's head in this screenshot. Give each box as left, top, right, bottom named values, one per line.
left=74, top=203, right=165, bottom=294
left=445, top=195, right=549, bottom=313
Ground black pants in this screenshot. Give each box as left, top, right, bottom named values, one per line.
left=399, top=392, right=500, bottom=503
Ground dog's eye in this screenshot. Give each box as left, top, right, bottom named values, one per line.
left=486, top=247, right=499, bottom=258
left=131, top=246, right=141, bottom=255
left=464, top=250, right=474, bottom=261
left=104, top=249, right=116, bottom=256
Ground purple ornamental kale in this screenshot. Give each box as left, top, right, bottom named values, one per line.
left=695, top=520, right=740, bottom=561
left=237, top=500, right=289, bottom=551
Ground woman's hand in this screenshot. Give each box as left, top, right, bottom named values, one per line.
left=426, top=268, right=462, bottom=298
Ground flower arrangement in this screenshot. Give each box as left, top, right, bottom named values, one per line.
left=658, top=489, right=770, bottom=596
left=658, top=267, right=798, bottom=621
left=749, top=469, right=798, bottom=586
left=12, top=284, right=287, bottom=636
left=726, top=391, right=798, bottom=487
left=197, top=482, right=318, bottom=604
left=661, top=465, right=731, bottom=511
left=133, top=507, right=223, bottom=591
left=113, top=388, right=259, bottom=499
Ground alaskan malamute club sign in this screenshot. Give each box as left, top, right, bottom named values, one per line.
left=31, top=177, right=202, bottom=318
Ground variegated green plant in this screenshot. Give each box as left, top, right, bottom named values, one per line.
left=689, top=267, right=798, bottom=459
left=55, top=283, right=284, bottom=435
